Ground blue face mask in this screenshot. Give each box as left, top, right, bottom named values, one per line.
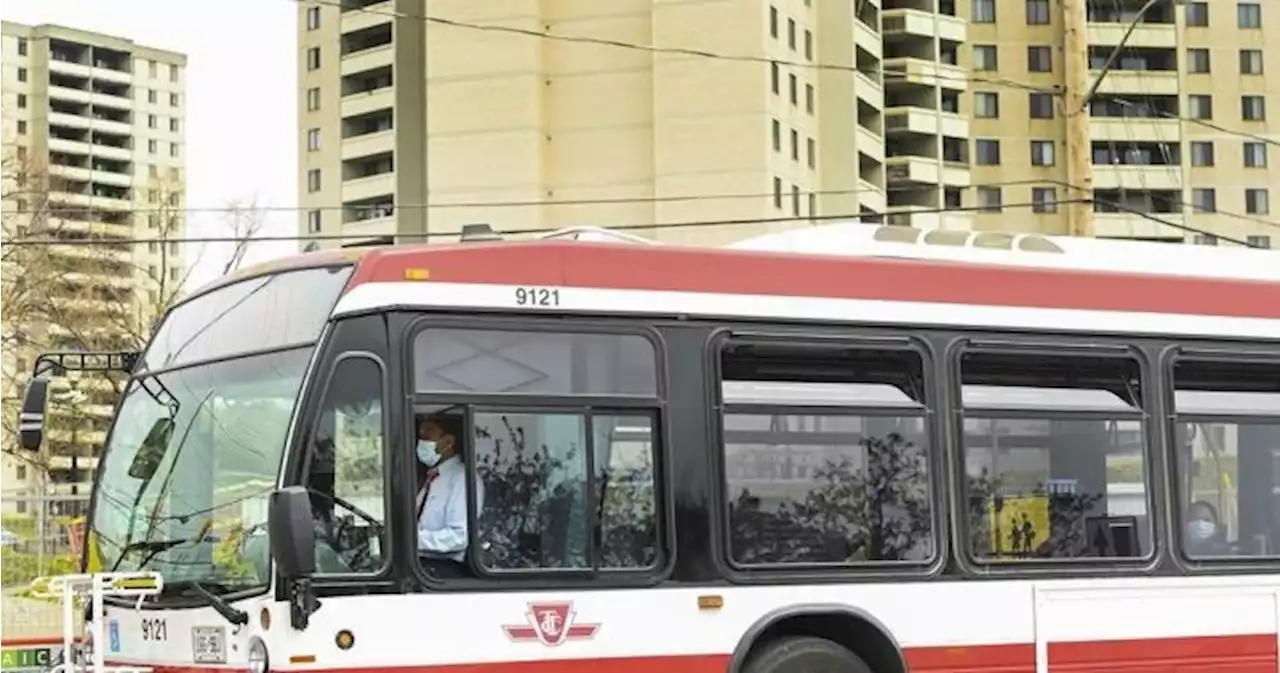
left=416, top=440, right=440, bottom=467
left=1188, top=519, right=1216, bottom=539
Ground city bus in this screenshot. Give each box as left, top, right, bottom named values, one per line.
left=11, top=223, right=1280, bottom=673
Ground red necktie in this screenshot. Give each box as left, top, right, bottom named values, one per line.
left=416, top=468, right=439, bottom=518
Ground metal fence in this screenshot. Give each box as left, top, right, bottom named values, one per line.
left=1, top=491, right=90, bottom=641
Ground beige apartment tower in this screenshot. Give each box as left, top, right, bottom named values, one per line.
left=1, top=22, right=188, bottom=502
left=298, top=0, right=1277, bottom=249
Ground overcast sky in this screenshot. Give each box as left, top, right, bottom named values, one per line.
left=3, top=0, right=298, bottom=288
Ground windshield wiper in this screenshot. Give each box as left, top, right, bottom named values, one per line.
left=113, top=538, right=188, bottom=572
left=165, top=581, right=249, bottom=627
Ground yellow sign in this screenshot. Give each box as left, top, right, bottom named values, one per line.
left=988, top=494, right=1050, bottom=557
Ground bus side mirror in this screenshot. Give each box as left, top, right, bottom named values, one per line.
left=269, top=486, right=316, bottom=578
left=269, top=486, right=321, bottom=631
left=18, top=379, right=49, bottom=451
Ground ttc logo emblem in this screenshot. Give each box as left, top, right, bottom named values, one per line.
left=502, top=601, right=600, bottom=647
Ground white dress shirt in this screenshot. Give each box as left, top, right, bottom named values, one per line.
left=416, top=456, right=482, bottom=563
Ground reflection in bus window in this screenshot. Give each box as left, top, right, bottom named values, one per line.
left=412, top=328, right=657, bottom=397
left=305, top=357, right=387, bottom=574
left=471, top=412, right=659, bottom=571
left=959, top=351, right=1151, bottom=561
left=1172, top=359, right=1280, bottom=559
left=720, top=342, right=935, bottom=566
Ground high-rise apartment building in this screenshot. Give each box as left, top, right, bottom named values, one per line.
left=966, top=0, right=1277, bottom=245
left=298, top=0, right=1276, bottom=249
left=1, top=22, right=188, bottom=502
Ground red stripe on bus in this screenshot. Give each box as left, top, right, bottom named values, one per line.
left=84, top=633, right=1277, bottom=673
left=348, top=242, right=1280, bottom=320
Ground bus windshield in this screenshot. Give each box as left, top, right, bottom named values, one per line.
left=87, top=265, right=352, bottom=596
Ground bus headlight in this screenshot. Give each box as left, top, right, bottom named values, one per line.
left=247, top=637, right=269, bottom=673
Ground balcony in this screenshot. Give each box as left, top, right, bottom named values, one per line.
left=1087, top=22, right=1176, bottom=48
left=49, top=84, right=93, bottom=105
left=343, top=172, right=395, bottom=202
left=1094, top=212, right=1186, bottom=239
left=1088, top=69, right=1178, bottom=96
left=884, top=107, right=970, bottom=139
left=886, top=206, right=973, bottom=231
left=341, top=44, right=394, bottom=77
left=1092, top=164, right=1182, bottom=190
left=1090, top=117, right=1179, bottom=142
left=342, top=87, right=394, bottom=120
left=857, top=125, right=885, bottom=162
left=858, top=179, right=886, bottom=212
left=342, top=129, right=394, bottom=161
left=854, top=19, right=882, bottom=56
left=886, top=155, right=970, bottom=187
left=341, top=0, right=393, bottom=33
left=49, top=136, right=93, bottom=156
left=855, top=71, right=884, bottom=109
left=883, top=57, right=968, bottom=91
left=49, top=57, right=92, bottom=79
left=882, top=9, right=967, bottom=43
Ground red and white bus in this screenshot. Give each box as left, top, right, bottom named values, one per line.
left=13, top=224, right=1280, bottom=673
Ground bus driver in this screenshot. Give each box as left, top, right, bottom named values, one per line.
left=414, top=415, right=478, bottom=578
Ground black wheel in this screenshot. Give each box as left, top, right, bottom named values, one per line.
left=744, top=636, right=874, bottom=673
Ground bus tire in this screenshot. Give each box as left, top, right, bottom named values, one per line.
left=743, top=635, right=874, bottom=673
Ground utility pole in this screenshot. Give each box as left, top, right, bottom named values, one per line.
left=1062, top=0, right=1093, bottom=237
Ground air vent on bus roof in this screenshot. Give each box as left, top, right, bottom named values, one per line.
left=871, top=225, right=1064, bottom=253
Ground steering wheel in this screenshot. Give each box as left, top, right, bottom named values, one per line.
left=326, top=493, right=385, bottom=572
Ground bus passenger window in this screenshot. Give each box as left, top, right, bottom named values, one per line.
left=957, top=349, right=1150, bottom=561
left=305, top=356, right=388, bottom=574
left=1171, top=359, right=1280, bottom=560
left=720, top=340, right=936, bottom=566
left=411, top=327, right=663, bottom=577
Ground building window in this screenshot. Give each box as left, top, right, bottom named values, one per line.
left=308, top=169, right=322, bottom=193
left=308, top=209, right=322, bottom=233
left=1187, top=48, right=1210, bottom=73
left=772, top=119, right=781, bottom=152
left=1030, top=140, right=1055, bottom=166
left=773, top=176, right=783, bottom=209
left=1188, top=95, right=1213, bottom=119
left=972, top=0, right=995, bottom=23
left=17, top=38, right=26, bottom=56
left=973, top=45, right=998, bottom=71
left=808, top=192, right=816, bottom=218
left=770, top=62, right=779, bottom=94
left=149, top=61, right=158, bottom=78
left=789, top=73, right=798, bottom=105
left=1031, top=186, right=1057, bottom=213
left=1246, top=235, right=1272, bottom=248
left=170, top=142, right=179, bottom=158
left=148, top=89, right=157, bottom=104
left=17, top=67, right=26, bottom=82
left=975, top=139, right=1001, bottom=165
left=170, top=118, right=179, bottom=132
left=791, top=184, right=800, bottom=216
left=1029, top=92, right=1054, bottom=119
left=307, top=46, right=321, bottom=71
left=307, top=5, right=321, bottom=30
left=977, top=186, right=1002, bottom=212
left=1027, top=46, right=1052, bottom=72
left=788, top=18, right=797, bottom=50
left=1245, top=188, right=1269, bottom=214
left=170, top=93, right=179, bottom=107
left=170, top=64, right=179, bottom=82
left=1240, top=49, right=1263, bottom=75
left=1026, top=0, right=1050, bottom=24
left=805, top=84, right=814, bottom=113
left=1194, top=234, right=1218, bottom=246
left=307, top=128, right=321, bottom=151
left=1190, top=141, right=1214, bottom=166
left=16, top=120, right=26, bottom=135
left=1241, top=95, right=1266, bottom=121
left=17, top=94, right=26, bottom=109
left=807, top=137, right=816, bottom=169
left=1191, top=187, right=1216, bottom=213
left=1243, top=141, right=1267, bottom=168
left=307, top=87, right=321, bottom=111
left=769, top=5, right=778, bottom=38
left=804, top=30, right=812, bottom=61
left=790, top=129, right=799, bottom=161
left=148, top=139, right=158, bottom=154
left=974, top=91, right=999, bottom=118
left=1238, top=2, right=1261, bottom=28
left=1185, top=2, right=1209, bottom=26
left=148, top=114, right=157, bottom=129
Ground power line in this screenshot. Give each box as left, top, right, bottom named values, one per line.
left=1111, top=98, right=1280, bottom=149
left=1, top=179, right=1050, bottom=215
left=5, top=199, right=1090, bottom=246
left=298, top=0, right=1050, bottom=93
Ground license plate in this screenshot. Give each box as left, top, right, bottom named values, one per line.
left=191, top=627, right=226, bottom=664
